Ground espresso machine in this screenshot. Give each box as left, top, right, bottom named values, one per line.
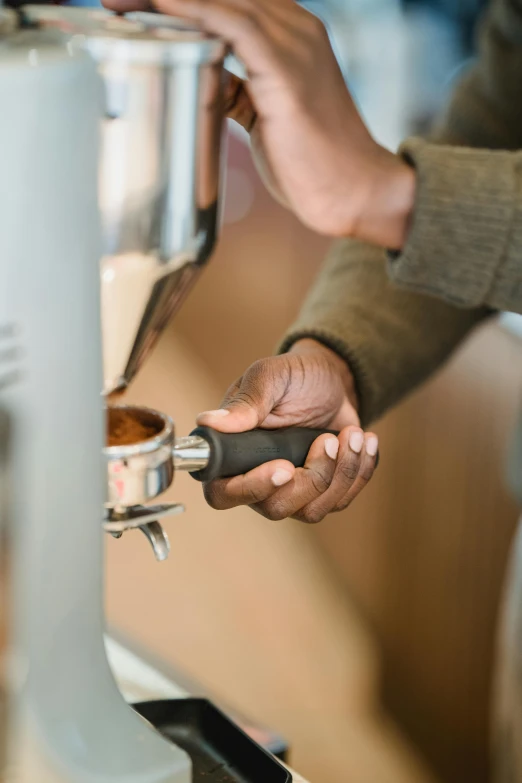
left=0, top=6, right=327, bottom=780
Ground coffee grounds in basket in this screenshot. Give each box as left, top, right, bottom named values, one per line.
left=107, top=407, right=164, bottom=447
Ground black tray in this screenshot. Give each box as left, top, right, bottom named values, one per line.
left=133, top=698, right=292, bottom=783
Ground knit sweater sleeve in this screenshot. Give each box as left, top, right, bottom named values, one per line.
left=279, top=240, right=492, bottom=427
left=391, top=0, right=522, bottom=309
left=279, top=0, right=521, bottom=425
left=388, top=138, right=522, bottom=311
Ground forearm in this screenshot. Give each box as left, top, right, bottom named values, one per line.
left=281, top=0, right=522, bottom=421
left=279, top=240, right=491, bottom=427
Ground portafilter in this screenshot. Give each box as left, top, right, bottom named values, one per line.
left=104, top=405, right=344, bottom=560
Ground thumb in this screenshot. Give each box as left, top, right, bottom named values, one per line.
left=225, top=75, right=256, bottom=132
left=196, top=360, right=284, bottom=433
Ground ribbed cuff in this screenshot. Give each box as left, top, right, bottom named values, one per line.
left=387, top=138, right=516, bottom=308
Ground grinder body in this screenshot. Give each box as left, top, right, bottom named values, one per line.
left=0, top=22, right=192, bottom=783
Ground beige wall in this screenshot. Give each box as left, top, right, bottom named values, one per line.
left=106, top=131, right=522, bottom=783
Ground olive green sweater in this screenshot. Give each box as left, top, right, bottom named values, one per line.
left=280, top=0, right=522, bottom=504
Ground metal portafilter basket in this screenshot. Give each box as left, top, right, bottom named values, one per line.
left=104, top=405, right=341, bottom=560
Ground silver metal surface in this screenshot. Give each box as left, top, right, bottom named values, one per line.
left=24, top=7, right=224, bottom=65
left=126, top=10, right=196, bottom=31
left=104, top=404, right=212, bottom=559
left=104, top=503, right=185, bottom=533
left=173, top=435, right=210, bottom=471
left=105, top=503, right=184, bottom=561
left=138, top=521, right=171, bottom=561
left=105, top=405, right=175, bottom=508
left=25, top=7, right=228, bottom=395
left=105, top=404, right=211, bottom=508
left=97, top=15, right=227, bottom=395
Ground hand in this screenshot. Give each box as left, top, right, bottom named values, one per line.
left=196, top=339, right=379, bottom=523
left=103, top=0, right=415, bottom=249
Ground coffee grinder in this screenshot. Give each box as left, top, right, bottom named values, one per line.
left=0, top=7, right=329, bottom=780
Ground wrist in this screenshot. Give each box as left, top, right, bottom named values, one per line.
left=354, top=148, right=416, bottom=250
left=289, top=338, right=358, bottom=411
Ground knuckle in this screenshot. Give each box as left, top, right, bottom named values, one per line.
left=297, top=506, right=326, bottom=525
left=337, top=453, right=360, bottom=484
left=239, top=477, right=267, bottom=506
left=260, top=498, right=289, bottom=521
left=203, top=481, right=227, bottom=510
left=234, top=388, right=261, bottom=409
left=358, top=460, right=375, bottom=484
left=308, top=13, right=326, bottom=35
left=239, top=360, right=272, bottom=402
left=300, top=9, right=326, bottom=38
left=247, top=357, right=271, bottom=380
left=222, top=378, right=241, bottom=406
left=333, top=497, right=352, bottom=513
left=308, top=466, right=332, bottom=495
left=244, top=11, right=260, bottom=31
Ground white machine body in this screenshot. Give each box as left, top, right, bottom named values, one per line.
left=0, top=25, right=191, bottom=783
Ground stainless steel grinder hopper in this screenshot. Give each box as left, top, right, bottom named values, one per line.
left=26, top=6, right=228, bottom=396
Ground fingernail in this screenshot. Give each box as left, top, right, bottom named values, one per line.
left=349, top=430, right=364, bottom=454
left=324, top=437, right=339, bottom=460
left=271, top=469, right=293, bottom=487
left=366, top=435, right=379, bottom=457
left=199, top=408, right=229, bottom=418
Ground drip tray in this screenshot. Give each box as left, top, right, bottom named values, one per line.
left=133, top=698, right=292, bottom=783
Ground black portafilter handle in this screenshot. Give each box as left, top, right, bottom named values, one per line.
left=189, top=426, right=379, bottom=482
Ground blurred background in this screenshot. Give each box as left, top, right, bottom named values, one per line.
left=99, top=1, right=522, bottom=782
